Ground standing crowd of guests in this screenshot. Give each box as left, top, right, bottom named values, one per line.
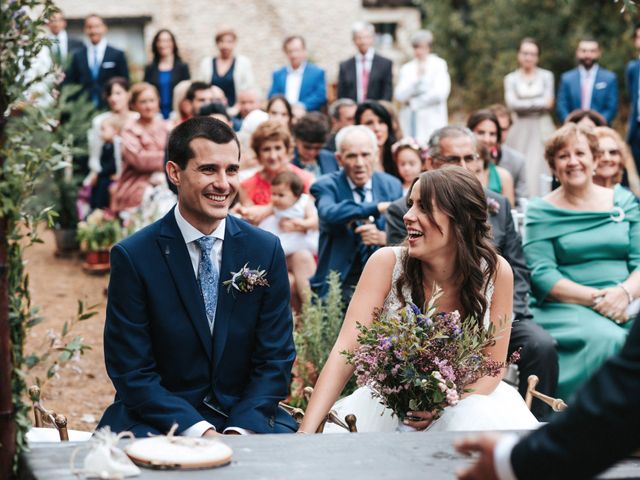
left=45, top=11, right=640, bottom=424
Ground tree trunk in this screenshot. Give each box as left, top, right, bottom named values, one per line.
left=0, top=116, right=16, bottom=478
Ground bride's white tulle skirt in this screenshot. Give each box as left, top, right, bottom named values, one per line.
left=324, top=382, right=539, bottom=433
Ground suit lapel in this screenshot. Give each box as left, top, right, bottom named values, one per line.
left=157, top=210, right=212, bottom=361
left=211, top=216, right=243, bottom=373
left=571, top=69, right=582, bottom=109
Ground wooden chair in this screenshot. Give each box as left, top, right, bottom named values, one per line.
left=525, top=375, right=568, bottom=412
left=280, top=386, right=358, bottom=433
left=28, top=385, right=69, bottom=441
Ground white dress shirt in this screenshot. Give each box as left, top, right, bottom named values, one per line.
left=493, top=433, right=520, bottom=480
left=285, top=62, right=306, bottom=106
left=50, top=30, right=68, bottom=62
left=578, top=64, right=599, bottom=110
left=85, top=37, right=107, bottom=72
left=346, top=177, right=373, bottom=203
left=174, top=206, right=250, bottom=436
left=355, top=49, right=375, bottom=103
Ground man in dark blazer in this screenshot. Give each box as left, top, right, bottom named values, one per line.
left=310, top=125, right=403, bottom=300
left=385, top=126, right=558, bottom=420
left=457, top=311, right=640, bottom=480
left=337, top=21, right=393, bottom=103
left=556, top=38, right=618, bottom=124
left=97, top=117, right=297, bottom=436
left=626, top=25, right=640, bottom=173
left=291, top=112, right=339, bottom=176
left=268, top=35, right=327, bottom=113
left=46, top=11, right=83, bottom=67
left=65, top=14, right=129, bottom=108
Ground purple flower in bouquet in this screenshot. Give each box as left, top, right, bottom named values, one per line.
left=343, top=285, right=512, bottom=420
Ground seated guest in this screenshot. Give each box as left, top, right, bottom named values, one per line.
left=84, top=77, right=137, bottom=211
left=268, top=35, right=327, bottom=115
left=310, top=125, right=402, bottom=300
left=355, top=101, right=399, bottom=178
left=385, top=126, right=558, bottom=420
left=198, top=27, right=255, bottom=110
left=184, top=81, right=215, bottom=121
left=325, top=98, right=357, bottom=152
left=524, top=123, right=640, bottom=401
left=291, top=112, right=339, bottom=177
left=593, top=127, right=640, bottom=196
left=199, top=102, right=233, bottom=128
left=169, top=80, right=192, bottom=124
left=143, top=29, right=190, bottom=119
left=391, top=137, right=424, bottom=194
left=467, top=109, right=516, bottom=206
left=259, top=171, right=319, bottom=310
left=267, top=94, right=293, bottom=129
left=565, top=108, right=607, bottom=128
left=111, top=83, right=171, bottom=213
left=238, top=120, right=313, bottom=225
left=488, top=103, right=528, bottom=206
left=232, top=88, right=261, bottom=131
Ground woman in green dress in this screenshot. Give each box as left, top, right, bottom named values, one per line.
left=524, top=123, right=640, bottom=400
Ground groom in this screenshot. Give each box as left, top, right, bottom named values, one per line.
left=97, top=117, right=297, bottom=436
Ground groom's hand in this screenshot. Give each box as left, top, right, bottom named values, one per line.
left=202, top=428, right=220, bottom=438
left=455, top=434, right=500, bottom=480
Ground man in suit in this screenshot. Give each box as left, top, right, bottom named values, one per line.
left=98, top=117, right=297, bottom=436
left=46, top=11, right=83, bottom=67
left=324, top=98, right=357, bottom=152
left=268, top=35, right=327, bottom=114
left=556, top=37, right=618, bottom=124
left=291, top=112, right=339, bottom=177
left=385, top=126, right=558, bottom=420
left=310, top=125, right=403, bottom=300
left=456, top=311, right=640, bottom=480
left=65, top=14, right=129, bottom=108
left=626, top=25, right=640, bottom=173
left=337, top=21, right=393, bottom=103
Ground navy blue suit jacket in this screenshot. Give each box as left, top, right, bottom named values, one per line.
left=98, top=210, right=297, bottom=435
left=556, top=66, right=618, bottom=124
left=292, top=148, right=339, bottom=176
left=337, top=53, right=393, bottom=102
left=65, top=44, right=129, bottom=108
left=268, top=63, right=327, bottom=112
left=511, top=312, right=640, bottom=479
left=310, top=171, right=403, bottom=295
left=626, top=59, right=640, bottom=142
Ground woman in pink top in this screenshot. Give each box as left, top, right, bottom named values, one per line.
left=111, top=82, right=171, bottom=213
left=238, top=120, right=314, bottom=224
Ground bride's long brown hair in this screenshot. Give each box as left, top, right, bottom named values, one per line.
left=396, top=167, right=498, bottom=323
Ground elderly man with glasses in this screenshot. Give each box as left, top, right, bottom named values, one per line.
left=385, top=125, right=558, bottom=421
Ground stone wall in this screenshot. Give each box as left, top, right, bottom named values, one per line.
left=55, top=0, right=420, bottom=99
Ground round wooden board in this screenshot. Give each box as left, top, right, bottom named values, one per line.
left=124, top=436, right=233, bottom=470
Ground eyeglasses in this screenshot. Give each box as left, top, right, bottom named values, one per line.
left=433, top=154, right=479, bottom=164
left=599, top=148, right=621, bottom=157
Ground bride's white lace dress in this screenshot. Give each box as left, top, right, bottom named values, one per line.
left=325, top=247, right=539, bottom=433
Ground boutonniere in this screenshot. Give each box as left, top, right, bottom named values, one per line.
left=487, top=197, right=500, bottom=215
left=223, top=263, right=269, bottom=294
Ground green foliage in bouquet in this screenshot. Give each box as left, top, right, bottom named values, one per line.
left=343, top=286, right=515, bottom=420
left=290, top=271, right=357, bottom=408
left=76, top=209, right=125, bottom=251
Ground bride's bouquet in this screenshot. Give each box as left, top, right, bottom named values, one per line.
left=343, top=286, right=516, bottom=420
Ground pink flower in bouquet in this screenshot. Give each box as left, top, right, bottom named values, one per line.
left=343, top=285, right=514, bottom=420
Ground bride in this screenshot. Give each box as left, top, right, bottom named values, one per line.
left=299, top=167, right=538, bottom=433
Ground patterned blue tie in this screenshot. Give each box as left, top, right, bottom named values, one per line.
left=91, top=46, right=100, bottom=79
left=196, top=236, right=218, bottom=333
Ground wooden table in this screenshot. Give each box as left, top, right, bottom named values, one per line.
left=20, top=431, right=640, bottom=479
